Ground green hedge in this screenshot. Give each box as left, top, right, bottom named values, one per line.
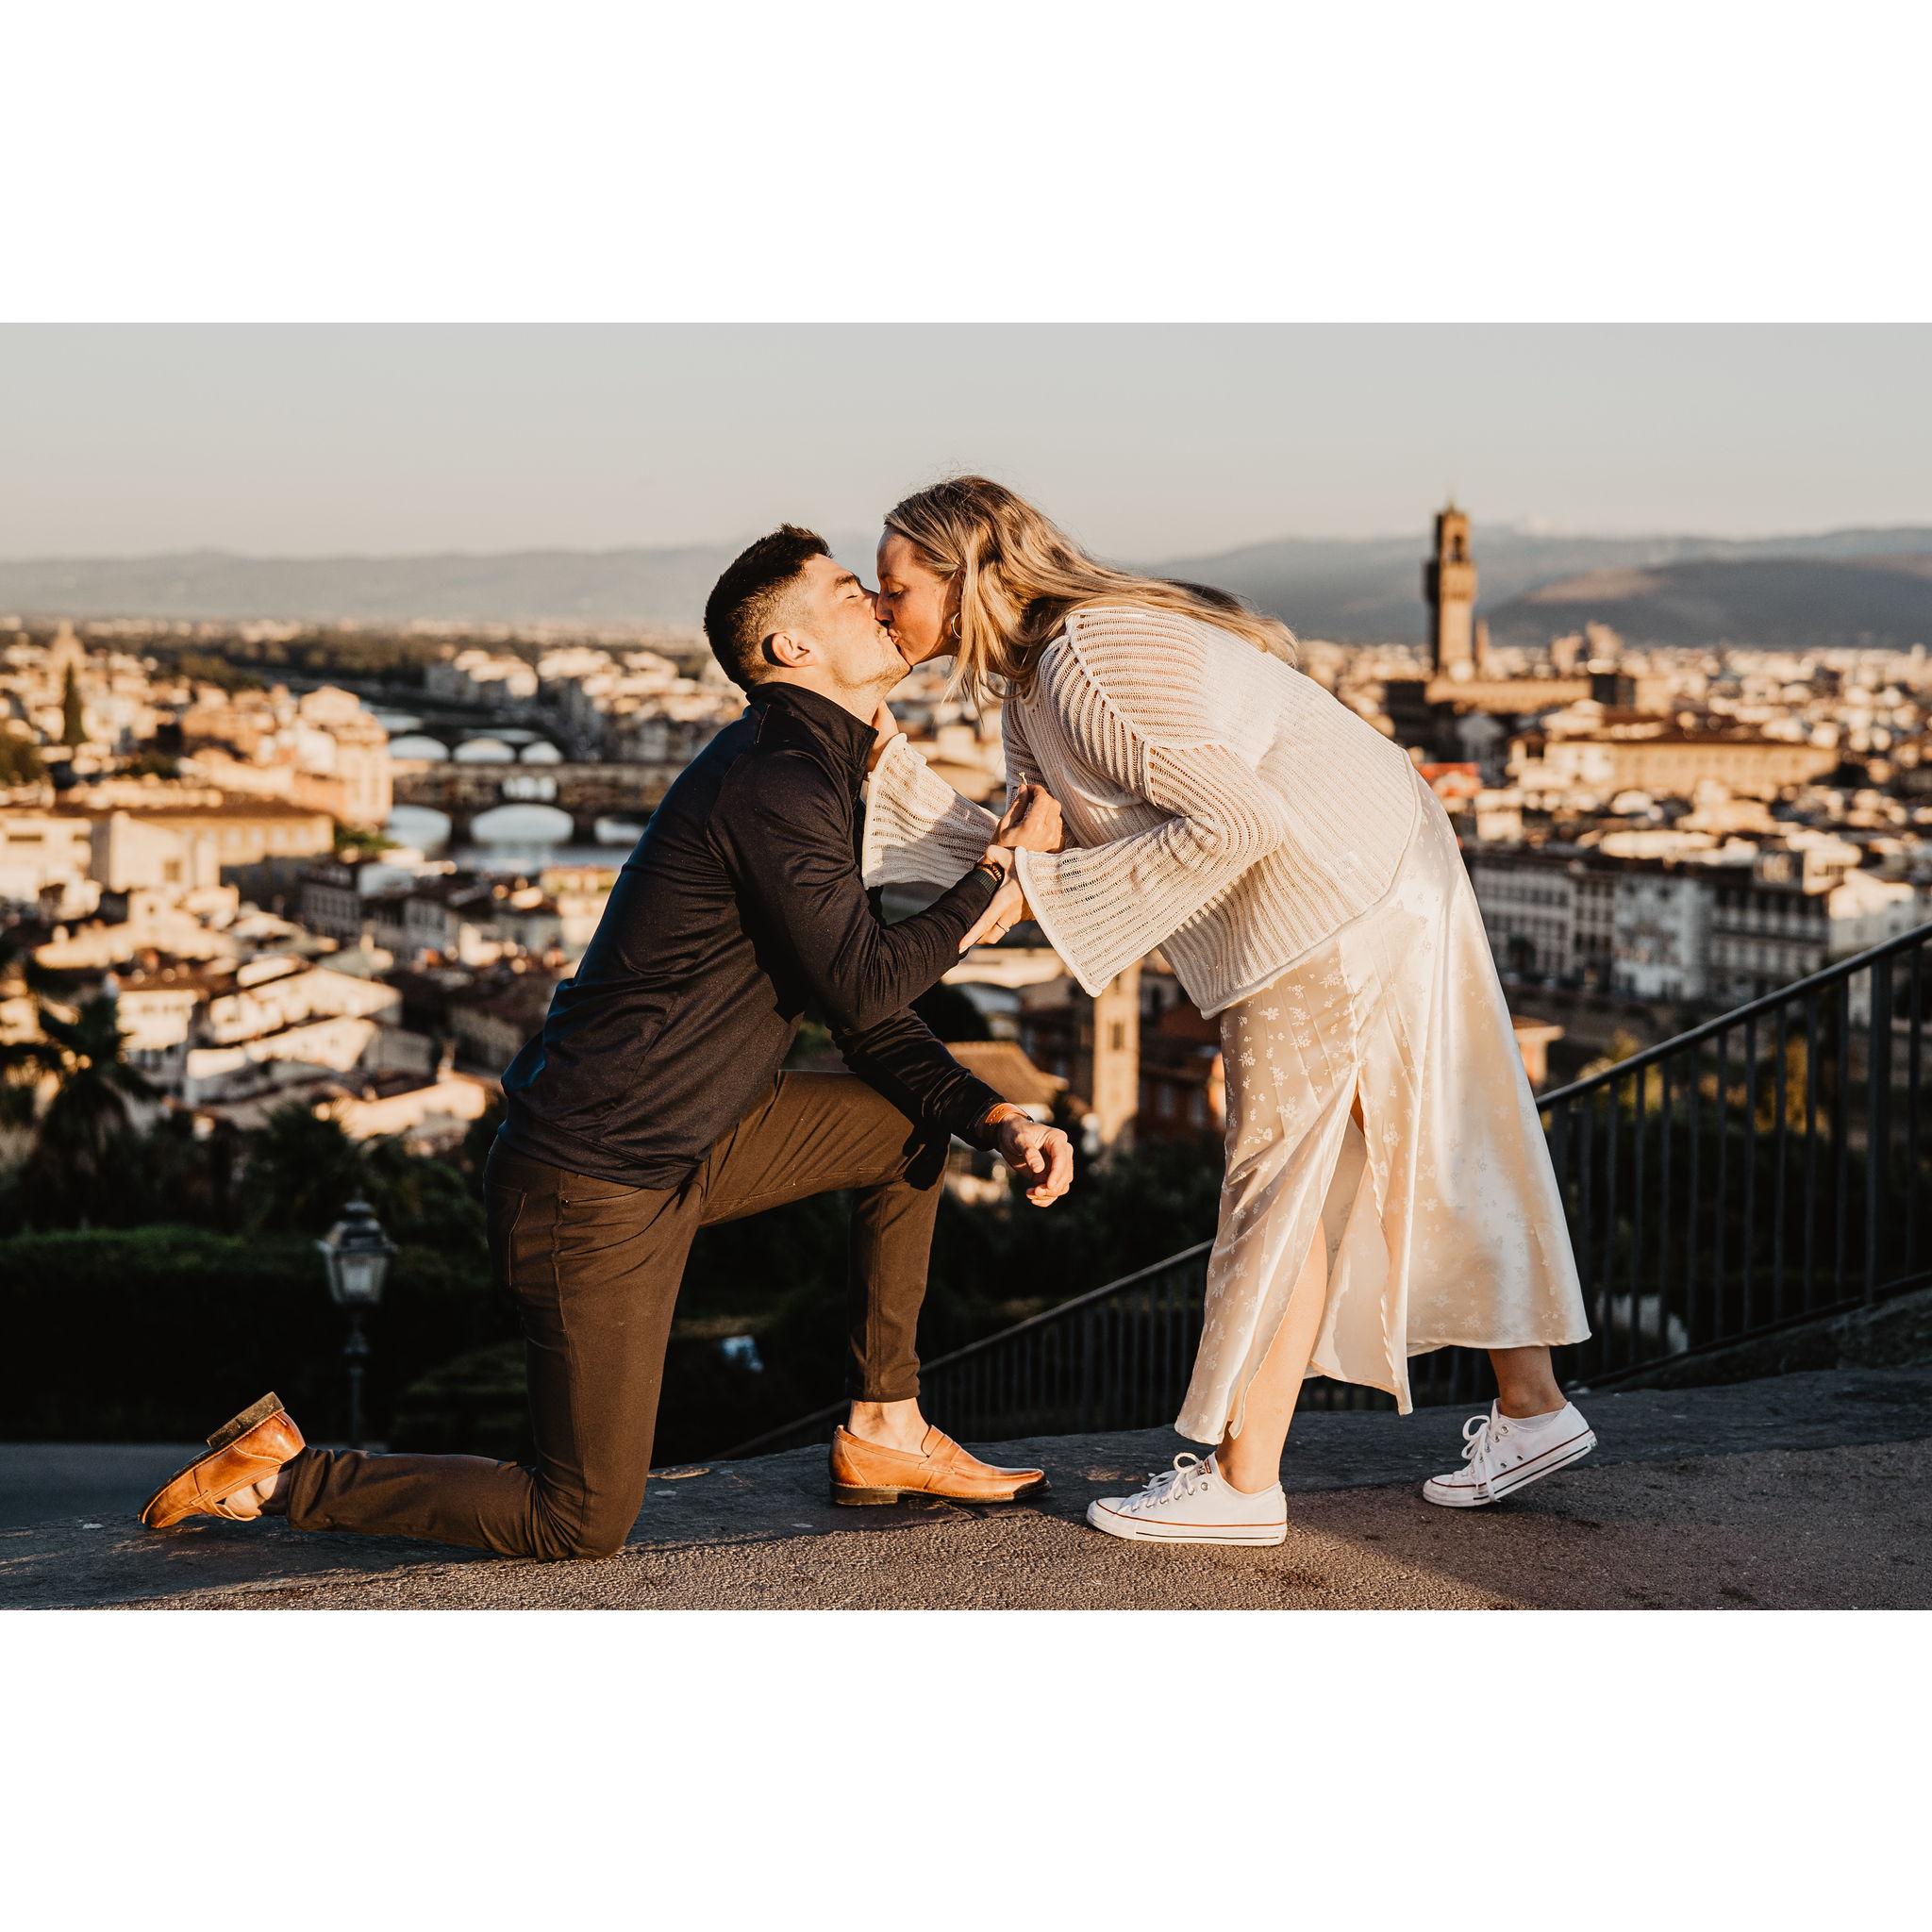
left=4, top=1134, right=1228, bottom=1454
left=2, top=1225, right=511, bottom=1441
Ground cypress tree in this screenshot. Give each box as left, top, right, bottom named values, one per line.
left=59, top=664, right=86, bottom=748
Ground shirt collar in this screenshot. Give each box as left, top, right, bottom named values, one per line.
left=746, top=680, right=877, bottom=788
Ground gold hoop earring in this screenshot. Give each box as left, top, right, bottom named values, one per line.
left=946, top=613, right=961, bottom=642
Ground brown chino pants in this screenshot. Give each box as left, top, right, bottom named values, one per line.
left=278, top=1072, right=949, bottom=1559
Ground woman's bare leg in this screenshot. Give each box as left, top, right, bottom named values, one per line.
left=1488, top=1345, right=1566, bottom=1418
left=1215, top=1218, right=1329, bottom=1493
left=1215, top=1087, right=1365, bottom=1494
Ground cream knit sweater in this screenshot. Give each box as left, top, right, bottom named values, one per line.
left=861, top=603, right=1423, bottom=1018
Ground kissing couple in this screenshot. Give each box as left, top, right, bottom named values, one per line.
left=144, top=478, right=1597, bottom=1557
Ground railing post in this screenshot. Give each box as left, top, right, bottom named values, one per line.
left=1713, top=1027, right=1730, bottom=1344
left=1684, top=1048, right=1702, bottom=1349
left=1602, top=1084, right=1620, bottom=1363
left=1081, top=1306, right=1094, bottom=1431
left=1866, top=958, right=1893, bottom=1305
left=1772, top=1002, right=1789, bottom=1322
left=1657, top=1057, right=1674, bottom=1355
left=1575, top=1099, right=1596, bottom=1371
left=1629, top=1066, right=1646, bottom=1365
left=1741, top=1012, right=1758, bottom=1333
left=1910, top=944, right=1925, bottom=1284
left=1835, top=977, right=1851, bottom=1293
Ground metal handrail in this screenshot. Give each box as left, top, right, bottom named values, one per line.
left=911, top=1240, right=1214, bottom=1370
left=714, top=1241, right=1214, bottom=1458
left=718, top=916, right=1931, bottom=1458
left=1538, top=915, right=1932, bottom=1108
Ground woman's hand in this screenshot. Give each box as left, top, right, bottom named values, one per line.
left=867, top=699, right=897, bottom=774
left=995, top=782, right=1064, bottom=853
left=958, top=853, right=1024, bottom=951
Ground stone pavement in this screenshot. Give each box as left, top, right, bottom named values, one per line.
left=4, top=1367, right=1928, bottom=1610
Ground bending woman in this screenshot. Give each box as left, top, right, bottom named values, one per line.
left=865, top=475, right=1594, bottom=1546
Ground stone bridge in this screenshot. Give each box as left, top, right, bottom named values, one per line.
left=391, top=759, right=683, bottom=841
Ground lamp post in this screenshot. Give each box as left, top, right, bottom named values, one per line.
left=316, top=1198, right=396, bottom=1450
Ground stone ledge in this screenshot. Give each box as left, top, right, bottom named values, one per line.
left=1590, top=1285, right=1932, bottom=1391
left=4, top=1367, right=1928, bottom=1612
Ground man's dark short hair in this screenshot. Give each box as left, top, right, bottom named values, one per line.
left=704, top=525, right=829, bottom=691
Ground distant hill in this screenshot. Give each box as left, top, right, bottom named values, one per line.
left=0, top=543, right=770, bottom=629
left=1154, top=525, right=1932, bottom=648
left=1483, top=553, right=1932, bottom=650
left=4, top=524, right=1931, bottom=648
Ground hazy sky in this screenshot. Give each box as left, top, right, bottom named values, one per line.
left=4, top=326, right=1927, bottom=560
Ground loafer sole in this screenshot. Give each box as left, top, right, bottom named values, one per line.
left=140, top=1391, right=294, bottom=1528
left=830, top=1474, right=1050, bottom=1507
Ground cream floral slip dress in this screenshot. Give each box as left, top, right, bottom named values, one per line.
left=862, top=604, right=1591, bottom=1441
left=1190, top=762, right=1589, bottom=1437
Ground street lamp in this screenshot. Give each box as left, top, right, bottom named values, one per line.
left=317, top=1198, right=396, bottom=1450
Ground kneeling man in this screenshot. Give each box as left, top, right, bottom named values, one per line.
left=142, top=527, right=1072, bottom=1557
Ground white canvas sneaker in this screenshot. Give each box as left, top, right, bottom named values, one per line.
left=1421, top=1400, right=1597, bottom=1508
left=1086, top=1453, right=1288, bottom=1546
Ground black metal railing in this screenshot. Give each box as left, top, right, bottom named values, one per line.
left=720, top=917, right=1932, bottom=1457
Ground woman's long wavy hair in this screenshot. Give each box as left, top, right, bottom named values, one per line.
left=883, top=475, right=1298, bottom=706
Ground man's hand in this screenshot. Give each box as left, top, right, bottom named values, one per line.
left=991, top=1112, right=1074, bottom=1207
left=958, top=854, right=1024, bottom=951
left=995, top=782, right=1064, bottom=853
left=867, top=699, right=897, bottom=774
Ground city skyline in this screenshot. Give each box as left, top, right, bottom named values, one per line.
left=4, top=325, right=1930, bottom=562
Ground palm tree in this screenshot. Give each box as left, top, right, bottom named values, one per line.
left=13, top=995, right=158, bottom=1224
left=242, top=1103, right=370, bottom=1234
left=0, top=929, right=56, bottom=1141
left=136, top=1110, right=248, bottom=1231
left=359, top=1130, right=486, bottom=1257
left=0, top=1029, right=61, bottom=1134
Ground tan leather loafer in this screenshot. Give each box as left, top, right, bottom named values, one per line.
left=829, top=1424, right=1047, bottom=1506
left=140, top=1392, right=306, bottom=1529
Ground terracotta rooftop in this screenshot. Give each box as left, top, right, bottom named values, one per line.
left=941, top=1039, right=1068, bottom=1108
left=51, top=792, right=332, bottom=823
left=448, top=974, right=559, bottom=1026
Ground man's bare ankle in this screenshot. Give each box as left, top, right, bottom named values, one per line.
left=845, top=1401, right=928, bottom=1454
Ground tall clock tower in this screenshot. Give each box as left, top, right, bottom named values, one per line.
left=1424, top=504, right=1479, bottom=679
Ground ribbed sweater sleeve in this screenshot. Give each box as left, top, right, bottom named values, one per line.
left=1011, top=646, right=1296, bottom=995
left=861, top=732, right=1001, bottom=890
left=861, top=686, right=1061, bottom=891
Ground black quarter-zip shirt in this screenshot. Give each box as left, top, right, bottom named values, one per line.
left=496, top=680, right=1006, bottom=1190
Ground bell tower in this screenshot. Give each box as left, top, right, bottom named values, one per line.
left=1088, top=961, right=1141, bottom=1156
left=1424, top=503, right=1479, bottom=679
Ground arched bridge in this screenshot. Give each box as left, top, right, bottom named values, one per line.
left=391, top=759, right=684, bottom=841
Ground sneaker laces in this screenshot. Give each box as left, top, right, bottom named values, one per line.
left=1457, top=1408, right=1515, bottom=1497
left=1123, top=1452, right=1216, bottom=1514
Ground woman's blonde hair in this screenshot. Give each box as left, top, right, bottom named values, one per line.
left=883, top=475, right=1298, bottom=706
